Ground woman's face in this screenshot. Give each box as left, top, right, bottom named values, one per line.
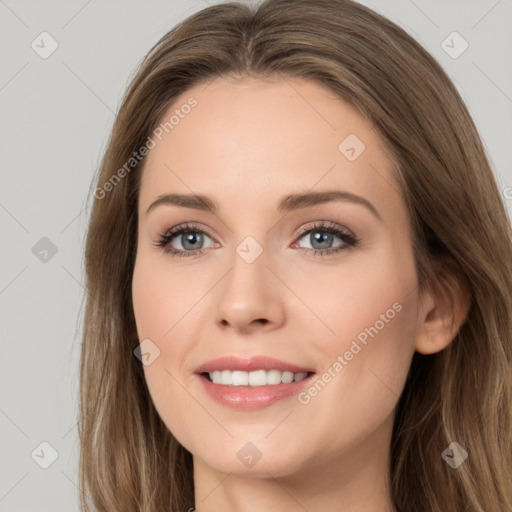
left=132, top=76, right=422, bottom=479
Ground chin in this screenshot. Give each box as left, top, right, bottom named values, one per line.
left=191, top=437, right=311, bottom=478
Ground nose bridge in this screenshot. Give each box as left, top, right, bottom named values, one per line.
left=222, top=202, right=272, bottom=276
left=225, top=200, right=287, bottom=287
left=214, top=231, right=285, bottom=331
left=224, top=234, right=270, bottom=302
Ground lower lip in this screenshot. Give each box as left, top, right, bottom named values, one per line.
left=196, top=373, right=315, bottom=410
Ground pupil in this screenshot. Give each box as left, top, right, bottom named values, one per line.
left=312, top=231, right=332, bottom=249
left=183, top=232, right=202, bottom=250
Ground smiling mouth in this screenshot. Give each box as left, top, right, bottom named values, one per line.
left=202, top=369, right=315, bottom=386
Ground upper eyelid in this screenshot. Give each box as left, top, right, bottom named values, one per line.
left=296, top=221, right=352, bottom=235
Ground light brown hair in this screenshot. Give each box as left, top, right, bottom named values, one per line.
left=79, top=0, right=512, bottom=510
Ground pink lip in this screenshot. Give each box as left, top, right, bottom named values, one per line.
left=194, top=356, right=316, bottom=410
left=195, top=355, right=314, bottom=374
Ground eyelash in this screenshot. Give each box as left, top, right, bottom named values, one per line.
left=154, top=221, right=360, bottom=259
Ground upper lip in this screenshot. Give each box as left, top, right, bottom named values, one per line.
left=195, top=356, right=315, bottom=374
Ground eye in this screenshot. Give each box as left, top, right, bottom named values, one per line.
left=154, top=220, right=359, bottom=259
left=154, top=222, right=215, bottom=258
left=292, top=221, right=359, bottom=257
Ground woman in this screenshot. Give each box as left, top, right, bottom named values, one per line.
left=79, top=0, right=512, bottom=510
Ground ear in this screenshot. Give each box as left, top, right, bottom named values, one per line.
left=414, top=265, right=471, bottom=355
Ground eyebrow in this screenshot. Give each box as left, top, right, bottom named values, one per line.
left=145, top=190, right=382, bottom=221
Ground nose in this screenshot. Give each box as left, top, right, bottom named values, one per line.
left=214, top=247, right=286, bottom=334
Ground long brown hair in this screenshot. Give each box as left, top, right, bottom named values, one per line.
left=79, top=0, right=512, bottom=510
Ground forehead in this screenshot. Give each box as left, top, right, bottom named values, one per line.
left=138, top=76, right=399, bottom=217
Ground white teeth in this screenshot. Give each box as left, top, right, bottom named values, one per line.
left=231, top=370, right=249, bottom=386
left=207, top=369, right=310, bottom=386
left=249, top=369, right=267, bottom=386
left=220, top=370, right=231, bottom=385
left=282, top=371, right=294, bottom=384
left=266, top=369, right=282, bottom=385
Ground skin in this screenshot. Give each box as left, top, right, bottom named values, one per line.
left=131, top=76, right=469, bottom=512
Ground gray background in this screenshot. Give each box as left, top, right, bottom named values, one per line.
left=1, top=0, right=511, bottom=510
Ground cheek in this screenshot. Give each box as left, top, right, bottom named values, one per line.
left=132, top=250, right=210, bottom=451
left=326, top=242, right=418, bottom=383
left=308, top=301, right=416, bottom=455
left=296, top=245, right=419, bottom=447
left=141, top=364, right=210, bottom=461
left=294, top=237, right=418, bottom=361
left=131, top=249, right=201, bottom=340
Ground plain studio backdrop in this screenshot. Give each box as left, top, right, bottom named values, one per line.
left=0, top=0, right=511, bottom=510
